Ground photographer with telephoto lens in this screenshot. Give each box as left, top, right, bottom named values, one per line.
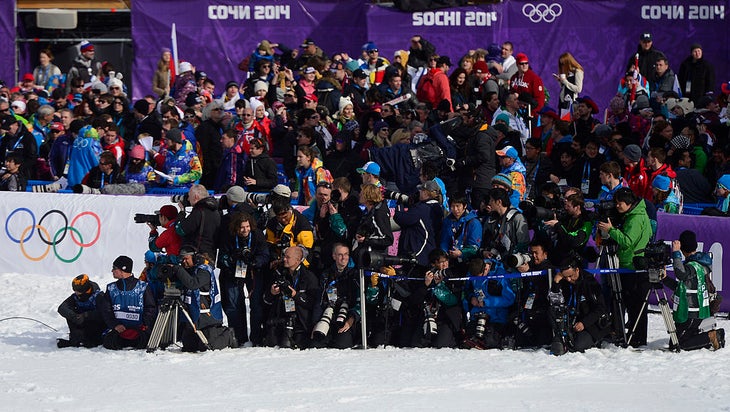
left=462, top=258, right=515, bottom=350
left=263, top=246, right=320, bottom=349
left=543, top=190, right=594, bottom=266
left=217, top=212, right=270, bottom=347
left=549, top=255, right=611, bottom=355
left=174, top=184, right=221, bottom=258
left=513, top=240, right=555, bottom=348
left=408, top=250, right=464, bottom=348
left=311, top=243, right=361, bottom=349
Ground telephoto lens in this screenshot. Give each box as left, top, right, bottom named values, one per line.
left=334, top=302, right=349, bottom=328
left=475, top=313, right=489, bottom=338
left=312, top=306, right=334, bottom=338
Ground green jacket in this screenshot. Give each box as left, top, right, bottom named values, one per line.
left=607, top=200, right=651, bottom=269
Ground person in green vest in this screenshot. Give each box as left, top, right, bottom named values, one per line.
left=664, top=230, right=724, bottom=350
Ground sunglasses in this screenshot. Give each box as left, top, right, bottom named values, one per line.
left=308, top=115, right=319, bottom=120
left=368, top=49, right=378, bottom=54
left=284, top=94, right=295, bottom=98
left=99, top=162, right=112, bottom=166
left=242, top=113, right=253, bottom=117
left=110, top=86, right=121, bottom=90
left=519, top=62, right=529, bottom=65
left=317, top=182, right=332, bottom=189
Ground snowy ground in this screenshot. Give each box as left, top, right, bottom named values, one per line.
left=2, top=272, right=729, bottom=412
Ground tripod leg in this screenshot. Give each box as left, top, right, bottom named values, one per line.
left=655, top=289, right=680, bottom=350
left=147, top=305, right=172, bottom=352
left=608, top=273, right=628, bottom=345
left=178, top=305, right=210, bottom=348
left=626, top=289, right=652, bottom=347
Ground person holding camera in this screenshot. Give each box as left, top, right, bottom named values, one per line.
left=56, top=274, right=106, bottom=348
left=543, top=191, right=594, bottom=266
left=99, top=256, right=158, bottom=350
left=303, top=181, right=349, bottom=272
left=174, top=184, right=221, bottom=258
left=481, top=188, right=529, bottom=264
left=163, top=246, right=236, bottom=351
left=311, top=243, right=361, bottom=349
left=265, top=200, right=314, bottom=268
left=263, top=246, right=321, bottom=349
left=513, top=240, right=555, bottom=348
left=664, top=231, right=725, bottom=350
left=463, top=258, right=516, bottom=349
left=596, top=187, right=651, bottom=347
left=355, top=183, right=394, bottom=253
left=408, top=250, right=464, bottom=348
left=549, top=255, right=611, bottom=355
left=440, top=194, right=482, bottom=272
left=393, top=180, right=444, bottom=268
left=148, top=205, right=182, bottom=257
left=217, top=212, right=270, bottom=347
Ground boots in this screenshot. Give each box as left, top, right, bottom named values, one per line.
left=708, top=329, right=725, bottom=350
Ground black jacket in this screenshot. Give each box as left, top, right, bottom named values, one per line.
left=552, top=272, right=610, bottom=341
left=264, top=265, right=321, bottom=332
left=393, top=199, right=442, bottom=267
left=356, top=201, right=393, bottom=252
left=176, top=196, right=221, bottom=257
left=678, top=56, right=715, bottom=103
left=82, top=164, right=126, bottom=188
left=216, top=223, right=270, bottom=279
left=196, top=119, right=225, bottom=188
left=243, top=152, right=278, bottom=192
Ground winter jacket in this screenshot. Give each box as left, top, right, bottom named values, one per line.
left=678, top=56, right=715, bottom=103
left=552, top=271, right=610, bottom=341
left=294, top=157, right=333, bottom=206
left=356, top=201, right=393, bottom=252
left=82, top=164, right=126, bottom=189
left=607, top=199, right=651, bottom=269
left=393, top=200, right=441, bottom=267
left=510, top=69, right=546, bottom=112
left=626, top=46, right=666, bottom=84
left=440, top=210, right=482, bottom=260
left=99, top=276, right=157, bottom=330
left=149, top=219, right=182, bottom=257
left=196, top=119, right=224, bottom=188
left=264, top=265, right=321, bottom=333
left=468, top=277, right=515, bottom=324
left=666, top=251, right=712, bottom=323
left=624, top=158, right=650, bottom=201
left=368, top=143, right=420, bottom=194
left=242, top=152, right=278, bottom=192
left=214, top=145, right=245, bottom=191
left=417, top=68, right=451, bottom=111
left=457, top=124, right=498, bottom=190
left=175, top=196, right=221, bottom=257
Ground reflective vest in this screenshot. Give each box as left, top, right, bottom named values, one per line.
left=183, top=263, right=223, bottom=324
left=673, top=261, right=710, bottom=323
left=107, top=280, right=148, bottom=328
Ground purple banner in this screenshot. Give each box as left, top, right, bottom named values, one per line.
left=131, top=0, right=367, bottom=100
left=367, top=0, right=729, bottom=112
left=0, top=0, right=14, bottom=85
left=656, top=213, right=729, bottom=312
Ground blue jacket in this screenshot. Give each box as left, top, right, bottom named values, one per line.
left=369, top=143, right=420, bottom=193
left=440, top=210, right=482, bottom=260
left=468, top=277, right=515, bottom=324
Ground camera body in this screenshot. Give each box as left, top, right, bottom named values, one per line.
left=274, top=277, right=293, bottom=296
left=171, top=193, right=190, bottom=207
left=134, top=213, right=161, bottom=227
left=594, top=200, right=618, bottom=223
left=235, top=247, right=253, bottom=264
left=158, top=263, right=178, bottom=283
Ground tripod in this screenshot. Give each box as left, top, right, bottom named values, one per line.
left=599, top=243, right=628, bottom=345
left=626, top=269, right=679, bottom=350
left=146, top=287, right=209, bottom=352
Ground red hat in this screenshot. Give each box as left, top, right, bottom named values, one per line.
left=129, top=145, right=145, bottom=160
left=474, top=60, right=489, bottom=74
left=49, top=122, right=65, bottom=132
left=22, top=73, right=34, bottom=82
left=576, top=96, right=599, bottom=115
left=722, top=82, right=730, bottom=95
left=303, top=93, right=318, bottom=103
left=515, top=53, right=529, bottom=64
left=158, top=205, right=178, bottom=221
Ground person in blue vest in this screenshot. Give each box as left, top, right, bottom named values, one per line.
left=56, top=274, right=106, bottom=348
left=165, top=246, right=236, bottom=351
left=99, top=256, right=157, bottom=350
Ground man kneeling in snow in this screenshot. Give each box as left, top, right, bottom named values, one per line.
left=57, top=274, right=106, bottom=348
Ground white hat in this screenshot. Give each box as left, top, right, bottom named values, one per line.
left=338, top=96, right=353, bottom=113
left=178, top=61, right=193, bottom=73
left=11, top=100, right=26, bottom=113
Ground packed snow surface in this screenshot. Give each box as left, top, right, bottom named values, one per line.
left=1, top=272, right=729, bottom=411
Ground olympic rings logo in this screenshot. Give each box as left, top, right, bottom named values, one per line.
left=4, top=208, right=102, bottom=263
left=522, top=3, right=562, bottom=23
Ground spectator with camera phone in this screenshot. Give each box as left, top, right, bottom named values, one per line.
left=263, top=246, right=320, bottom=349
left=217, top=211, right=270, bottom=347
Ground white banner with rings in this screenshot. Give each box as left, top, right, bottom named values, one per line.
left=1, top=192, right=171, bottom=279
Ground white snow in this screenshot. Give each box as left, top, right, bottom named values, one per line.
left=1, top=271, right=729, bottom=411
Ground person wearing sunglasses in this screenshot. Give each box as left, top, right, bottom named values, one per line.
left=359, top=42, right=390, bottom=86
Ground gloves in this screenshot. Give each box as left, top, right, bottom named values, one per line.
left=370, top=272, right=379, bottom=287
left=487, top=279, right=503, bottom=296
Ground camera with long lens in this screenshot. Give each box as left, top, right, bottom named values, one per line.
left=245, top=192, right=270, bottom=205
left=505, top=252, right=532, bottom=269
left=633, top=240, right=671, bottom=284
left=171, top=193, right=190, bottom=207
left=383, top=189, right=411, bottom=205
left=356, top=247, right=418, bottom=269
left=519, top=199, right=565, bottom=228
left=134, top=212, right=161, bottom=227
left=313, top=306, right=335, bottom=338
left=334, top=302, right=349, bottom=328
left=474, top=312, right=489, bottom=339
left=423, top=304, right=439, bottom=336
left=592, top=200, right=618, bottom=223
left=548, top=290, right=574, bottom=356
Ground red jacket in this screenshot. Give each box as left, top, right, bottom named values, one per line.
left=645, top=163, right=676, bottom=200
left=624, top=158, right=650, bottom=200
left=150, top=219, right=181, bottom=256
left=417, top=68, right=452, bottom=111
left=510, top=69, right=546, bottom=112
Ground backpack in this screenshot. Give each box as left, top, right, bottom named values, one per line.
left=416, top=72, right=436, bottom=106
left=409, top=140, right=444, bottom=170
